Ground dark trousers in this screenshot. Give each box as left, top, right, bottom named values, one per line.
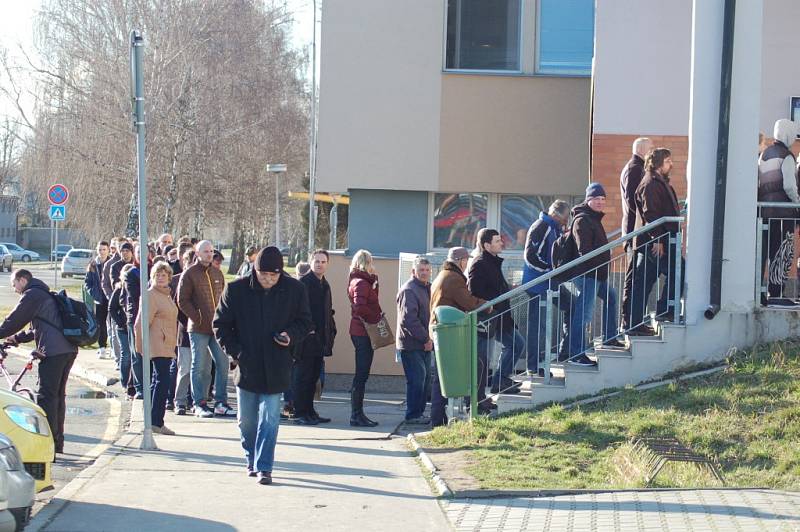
left=95, top=301, right=109, bottom=348
left=167, top=357, right=177, bottom=407
left=628, top=244, right=685, bottom=327
left=760, top=218, right=796, bottom=299
left=127, top=324, right=143, bottom=395
left=350, top=335, right=374, bottom=392
left=292, top=356, right=323, bottom=417
left=38, top=352, right=77, bottom=452
left=430, top=356, right=447, bottom=427
left=621, top=249, right=636, bottom=328
left=151, top=357, right=172, bottom=427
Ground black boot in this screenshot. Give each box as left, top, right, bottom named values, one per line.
left=350, top=388, right=378, bottom=427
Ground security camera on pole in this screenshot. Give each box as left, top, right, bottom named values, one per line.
left=47, top=183, right=69, bottom=290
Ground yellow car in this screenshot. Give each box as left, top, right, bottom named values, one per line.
left=0, top=388, right=53, bottom=492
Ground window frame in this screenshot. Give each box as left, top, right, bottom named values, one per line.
left=442, top=0, right=525, bottom=75
left=534, top=0, right=595, bottom=77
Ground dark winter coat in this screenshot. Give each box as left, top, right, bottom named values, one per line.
left=123, top=266, right=141, bottom=327
left=101, top=253, right=121, bottom=299
left=108, top=286, right=128, bottom=330
left=522, top=212, right=562, bottom=295
left=177, top=261, right=225, bottom=335
left=395, top=277, right=431, bottom=351
left=429, top=260, right=485, bottom=327
left=0, top=278, right=77, bottom=357
left=468, top=251, right=513, bottom=329
left=571, top=202, right=611, bottom=281
left=213, top=271, right=313, bottom=394
left=170, top=273, right=190, bottom=348
left=620, top=154, right=646, bottom=241
left=85, top=256, right=108, bottom=304
left=297, top=271, right=336, bottom=358
left=634, top=171, right=681, bottom=249
left=348, top=270, right=382, bottom=337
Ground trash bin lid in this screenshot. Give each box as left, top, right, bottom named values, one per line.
left=434, top=305, right=467, bottom=324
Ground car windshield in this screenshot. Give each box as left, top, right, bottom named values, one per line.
left=57, top=245, right=72, bottom=251
left=4, top=244, right=20, bottom=251
left=68, top=251, right=91, bottom=258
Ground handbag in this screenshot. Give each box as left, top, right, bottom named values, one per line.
left=360, top=313, right=394, bottom=350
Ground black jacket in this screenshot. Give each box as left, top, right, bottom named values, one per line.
left=101, top=253, right=121, bottom=299
left=298, top=272, right=336, bottom=358
left=634, top=171, right=681, bottom=249
left=213, top=271, right=313, bottom=394
left=123, top=266, right=141, bottom=326
left=468, top=251, right=513, bottom=329
left=620, top=154, right=645, bottom=241
left=571, top=202, right=611, bottom=281
left=108, top=286, right=128, bottom=329
left=0, top=278, right=77, bottom=357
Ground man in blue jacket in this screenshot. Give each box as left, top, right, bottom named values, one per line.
left=521, top=200, right=569, bottom=375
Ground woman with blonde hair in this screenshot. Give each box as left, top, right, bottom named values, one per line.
left=347, top=249, right=381, bottom=427
left=135, top=261, right=179, bottom=435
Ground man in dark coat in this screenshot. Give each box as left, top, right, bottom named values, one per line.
left=213, top=247, right=312, bottom=485
left=468, top=228, right=524, bottom=405
left=292, top=249, right=336, bottom=425
left=0, top=270, right=78, bottom=454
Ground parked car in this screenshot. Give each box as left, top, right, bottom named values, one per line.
left=0, top=388, right=54, bottom=494
left=50, top=244, right=73, bottom=261
left=0, top=244, right=39, bottom=263
left=0, top=434, right=34, bottom=531
left=0, top=247, right=12, bottom=273
left=61, top=248, right=92, bottom=278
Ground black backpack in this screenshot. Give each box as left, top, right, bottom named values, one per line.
left=39, top=290, right=100, bottom=347
left=550, top=214, right=585, bottom=284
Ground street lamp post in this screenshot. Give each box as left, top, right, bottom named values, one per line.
left=267, top=164, right=287, bottom=247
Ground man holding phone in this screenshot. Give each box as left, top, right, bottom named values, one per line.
left=213, top=246, right=313, bottom=486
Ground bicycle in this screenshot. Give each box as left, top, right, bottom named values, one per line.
left=0, top=342, right=45, bottom=403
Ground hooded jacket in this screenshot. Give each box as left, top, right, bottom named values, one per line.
left=571, top=202, right=611, bottom=281
left=758, top=119, right=800, bottom=219
left=0, top=278, right=77, bottom=357
left=522, top=212, right=562, bottom=296
left=348, top=269, right=382, bottom=337
left=213, top=271, right=313, bottom=394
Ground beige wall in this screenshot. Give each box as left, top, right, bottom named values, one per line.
left=592, top=0, right=692, bottom=136
left=761, top=0, right=800, bottom=134
left=438, top=74, right=591, bottom=195
left=316, top=0, right=444, bottom=194
left=325, top=253, right=404, bottom=376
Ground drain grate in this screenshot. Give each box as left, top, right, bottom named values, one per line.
left=626, top=436, right=724, bottom=486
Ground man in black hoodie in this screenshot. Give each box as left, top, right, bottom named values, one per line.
left=568, top=183, right=623, bottom=365
left=468, top=229, right=524, bottom=405
left=0, top=270, right=78, bottom=453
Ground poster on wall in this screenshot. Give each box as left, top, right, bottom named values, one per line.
left=791, top=97, right=800, bottom=125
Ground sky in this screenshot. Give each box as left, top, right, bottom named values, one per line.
left=0, top=0, right=319, bottom=120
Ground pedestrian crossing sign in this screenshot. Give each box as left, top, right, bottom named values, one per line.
left=49, top=205, right=66, bottom=221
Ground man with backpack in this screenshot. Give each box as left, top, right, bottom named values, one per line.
left=566, top=184, right=624, bottom=365
left=0, top=269, right=79, bottom=454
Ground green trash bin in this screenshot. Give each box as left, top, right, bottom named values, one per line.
left=432, top=305, right=472, bottom=397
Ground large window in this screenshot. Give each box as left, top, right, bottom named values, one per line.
left=445, top=0, right=521, bottom=71
left=432, top=193, right=488, bottom=249
left=537, top=0, right=595, bottom=75
left=500, top=195, right=554, bottom=250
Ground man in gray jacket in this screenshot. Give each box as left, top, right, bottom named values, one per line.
left=395, top=256, right=433, bottom=425
left=0, top=269, right=78, bottom=454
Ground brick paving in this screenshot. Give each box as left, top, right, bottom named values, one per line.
left=443, top=489, right=800, bottom=531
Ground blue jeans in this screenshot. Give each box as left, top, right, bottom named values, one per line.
left=151, top=357, right=172, bottom=427
left=351, top=335, right=374, bottom=392
left=399, top=350, right=432, bottom=420
left=237, top=388, right=281, bottom=473
left=478, top=326, right=526, bottom=389
left=189, top=332, right=229, bottom=405
left=569, top=276, right=619, bottom=357
left=127, top=324, right=143, bottom=395
left=526, top=295, right=547, bottom=372
left=117, top=327, right=132, bottom=390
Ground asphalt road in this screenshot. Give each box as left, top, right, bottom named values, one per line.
left=2, top=349, right=129, bottom=515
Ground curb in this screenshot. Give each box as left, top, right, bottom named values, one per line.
left=406, top=433, right=453, bottom=498
left=27, top=431, right=138, bottom=531
left=70, top=360, right=120, bottom=388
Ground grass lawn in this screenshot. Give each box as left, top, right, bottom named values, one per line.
left=419, top=340, right=800, bottom=491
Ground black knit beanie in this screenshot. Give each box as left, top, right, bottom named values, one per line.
left=255, top=246, right=283, bottom=273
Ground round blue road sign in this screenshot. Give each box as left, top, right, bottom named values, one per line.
left=48, top=184, right=69, bottom=205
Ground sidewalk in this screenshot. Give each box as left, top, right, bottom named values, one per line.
left=31, top=349, right=450, bottom=531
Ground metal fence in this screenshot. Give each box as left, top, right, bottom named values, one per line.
left=756, top=202, right=800, bottom=306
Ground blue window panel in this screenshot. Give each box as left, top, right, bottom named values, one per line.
left=538, top=0, right=595, bottom=75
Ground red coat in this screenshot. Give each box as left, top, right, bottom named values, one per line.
left=348, top=270, right=382, bottom=336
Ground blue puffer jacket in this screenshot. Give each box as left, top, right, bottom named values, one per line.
left=521, top=213, right=563, bottom=296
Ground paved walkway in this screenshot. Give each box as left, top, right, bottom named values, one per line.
left=444, top=490, right=800, bottom=531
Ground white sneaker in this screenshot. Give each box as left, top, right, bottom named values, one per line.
left=96, top=348, right=106, bottom=359
left=153, top=425, right=175, bottom=435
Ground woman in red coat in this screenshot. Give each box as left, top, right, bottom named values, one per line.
left=348, top=249, right=382, bottom=427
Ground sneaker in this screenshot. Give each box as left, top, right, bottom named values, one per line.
left=767, top=297, right=800, bottom=308
left=153, top=425, right=175, bottom=436
left=405, top=416, right=431, bottom=425
left=570, top=354, right=597, bottom=367
left=133, top=393, right=143, bottom=400
left=247, top=467, right=257, bottom=478
left=166, top=401, right=175, bottom=411
left=195, top=403, right=214, bottom=418
left=96, top=348, right=105, bottom=359
left=626, top=324, right=657, bottom=336
left=214, top=402, right=237, bottom=417
left=602, top=338, right=626, bottom=349
left=257, top=471, right=273, bottom=485
left=176, top=406, right=187, bottom=416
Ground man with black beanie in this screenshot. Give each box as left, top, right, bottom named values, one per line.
left=214, top=246, right=312, bottom=485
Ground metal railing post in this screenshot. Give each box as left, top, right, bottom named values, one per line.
left=673, top=228, right=683, bottom=320
left=469, top=312, right=477, bottom=422
left=754, top=214, right=764, bottom=305
left=544, top=288, right=555, bottom=385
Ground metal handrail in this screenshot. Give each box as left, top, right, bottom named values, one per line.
left=757, top=202, right=800, bottom=208
left=473, top=215, right=685, bottom=314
